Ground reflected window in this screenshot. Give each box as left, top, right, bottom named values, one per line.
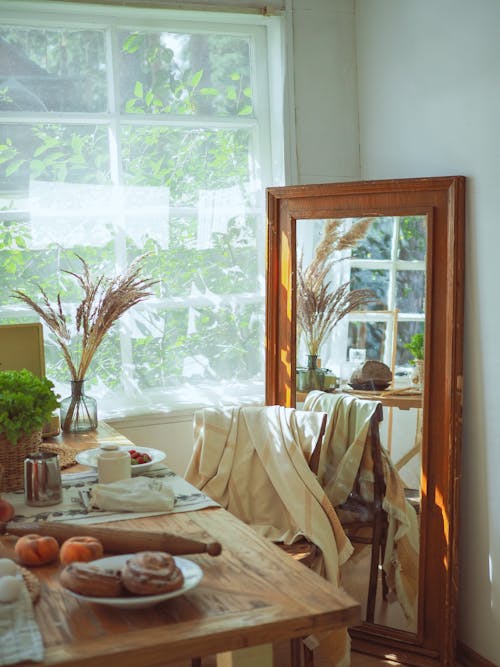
left=297, top=215, right=427, bottom=376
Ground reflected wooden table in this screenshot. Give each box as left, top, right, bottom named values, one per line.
left=296, top=388, right=422, bottom=410
left=2, top=425, right=361, bottom=667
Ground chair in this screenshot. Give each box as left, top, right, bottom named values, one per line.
left=186, top=405, right=347, bottom=667
left=304, top=390, right=419, bottom=626
left=334, top=402, right=388, bottom=623
left=282, top=411, right=326, bottom=667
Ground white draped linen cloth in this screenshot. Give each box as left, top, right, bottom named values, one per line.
left=185, top=405, right=353, bottom=667
left=304, top=391, right=419, bottom=623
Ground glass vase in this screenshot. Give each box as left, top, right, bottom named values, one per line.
left=60, top=379, right=98, bottom=433
left=304, top=354, right=325, bottom=390
left=307, top=354, right=318, bottom=371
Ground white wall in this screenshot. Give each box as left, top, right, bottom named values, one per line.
left=355, top=1, right=500, bottom=664
left=108, top=415, right=194, bottom=475
left=290, top=0, right=359, bottom=183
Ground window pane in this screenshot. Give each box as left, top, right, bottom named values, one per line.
left=0, top=123, right=110, bottom=194
left=396, top=270, right=426, bottom=313
left=351, top=267, right=389, bottom=309
left=347, top=321, right=388, bottom=363
left=398, top=321, right=425, bottom=366
left=121, top=126, right=252, bottom=200
left=398, top=215, right=427, bottom=261
left=351, top=216, right=393, bottom=260
left=119, top=31, right=252, bottom=117
left=0, top=27, right=107, bottom=113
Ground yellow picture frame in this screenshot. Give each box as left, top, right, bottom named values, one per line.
left=0, top=322, right=46, bottom=377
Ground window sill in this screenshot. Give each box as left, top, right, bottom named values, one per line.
left=99, top=380, right=265, bottom=430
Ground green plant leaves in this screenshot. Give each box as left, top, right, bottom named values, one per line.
left=0, top=369, right=60, bottom=445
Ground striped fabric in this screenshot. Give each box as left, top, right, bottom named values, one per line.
left=304, top=391, right=420, bottom=623
left=185, top=404, right=353, bottom=667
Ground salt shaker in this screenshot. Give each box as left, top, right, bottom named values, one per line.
left=24, top=451, right=62, bottom=506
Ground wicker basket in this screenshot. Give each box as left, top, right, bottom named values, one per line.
left=0, top=430, right=43, bottom=493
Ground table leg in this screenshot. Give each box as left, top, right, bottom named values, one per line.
left=216, top=644, right=273, bottom=667
left=395, top=407, right=423, bottom=471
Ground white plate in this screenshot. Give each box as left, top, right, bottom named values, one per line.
left=62, top=554, right=203, bottom=609
left=76, top=445, right=166, bottom=474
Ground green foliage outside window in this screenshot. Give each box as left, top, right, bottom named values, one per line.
left=0, top=10, right=272, bottom=408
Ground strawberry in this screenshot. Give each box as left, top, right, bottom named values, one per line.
left=128, top=450, right=152, bottom=465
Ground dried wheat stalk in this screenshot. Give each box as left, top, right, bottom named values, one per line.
left=13, top=253, right=157, bottom=382
left=297, top=217, right=377, bottom=356
left=13, top=254, right=157, bottom=431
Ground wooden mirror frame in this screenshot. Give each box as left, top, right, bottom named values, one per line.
left=265, top=176, right=465, bottom=666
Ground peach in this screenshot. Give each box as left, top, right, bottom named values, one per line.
left=59, top=536, right=104, bottom=566
left=14, top=533, right=60, bottom=566
left=0, top=498, right=15, bottom=522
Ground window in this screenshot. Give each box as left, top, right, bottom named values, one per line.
left=347, top=215, right=426, bottom=371
left=296, top=215, right=426, bottom=381
left=0, top=2, right=284, bottom=417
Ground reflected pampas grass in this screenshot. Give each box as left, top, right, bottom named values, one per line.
left=297, top=218, right=376, bottom=356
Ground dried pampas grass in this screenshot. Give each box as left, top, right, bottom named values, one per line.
left=297, top=218, right=377, bottom=356
left=13, top=254, right=157, bottom=382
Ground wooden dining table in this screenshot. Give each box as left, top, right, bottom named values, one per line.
left=0, top=424, right=361, bottom=667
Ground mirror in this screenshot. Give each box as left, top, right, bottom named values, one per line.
left=265, top=177, right=465, bottom=666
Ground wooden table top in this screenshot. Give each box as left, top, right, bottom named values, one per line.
left=44, top=421, right=132, bottom=453
left=2, top=425, right=361, bottom=667
left=296, top=388, right=422, bottom=410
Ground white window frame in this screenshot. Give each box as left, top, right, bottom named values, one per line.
left=0, top=1, right=285, bottom=421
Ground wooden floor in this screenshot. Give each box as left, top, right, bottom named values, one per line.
left=273, top=643, right=413, bottom=666
left=174, top=642, right=458, bottom=666
left=176, top=640, right=466, bottom=666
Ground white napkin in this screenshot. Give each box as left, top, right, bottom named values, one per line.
left=0, top=580, right=44, bottom=665
left=89, top=476, right=175, bottom=513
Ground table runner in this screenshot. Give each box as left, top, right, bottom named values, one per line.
left=3, top=465, right=219, bottom=526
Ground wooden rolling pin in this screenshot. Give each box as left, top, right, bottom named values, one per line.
left=0, top=521, right=222, bottom=556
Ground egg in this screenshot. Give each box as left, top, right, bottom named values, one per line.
left=0, top=558, right=18, bottom=577
left=0, top=575, right=23, bottom=603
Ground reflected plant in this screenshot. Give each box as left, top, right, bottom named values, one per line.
left=404, top=333, right=424, bottom=364
left=297, top=218, right=377, bottom=357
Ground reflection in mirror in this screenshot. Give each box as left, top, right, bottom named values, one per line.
left=266, top=177, right=465, bottom=665
left=296, top=215, right=427, bottom=633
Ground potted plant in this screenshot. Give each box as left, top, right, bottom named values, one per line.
left=404, top=333, right=425, bottom=389
left=0, top=369, right=60, bottom=492
left=404, top=333, right=424, bottom=364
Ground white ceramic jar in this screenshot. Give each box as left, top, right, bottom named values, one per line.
left=97, top=449, right=131, bottom=484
